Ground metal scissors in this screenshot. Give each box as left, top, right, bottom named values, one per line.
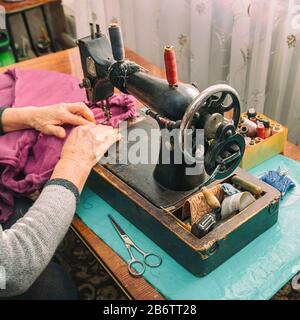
left=108, top=214, right=162, bottom=277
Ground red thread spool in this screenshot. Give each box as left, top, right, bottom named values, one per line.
left=256, top=123, right=265, bottom=139
left=164, top=45, right=178, bottom=86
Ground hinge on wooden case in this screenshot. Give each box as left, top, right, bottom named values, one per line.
left=268, top=199, right=279, bottom=215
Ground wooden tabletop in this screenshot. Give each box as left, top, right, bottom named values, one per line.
left=1, top=47, right=300, bottom=300
left=0, top=0, right=59, bottom=14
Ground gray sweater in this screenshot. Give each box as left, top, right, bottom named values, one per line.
left=0, top=184, right=77, bottom=297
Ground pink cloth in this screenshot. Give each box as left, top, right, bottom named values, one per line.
left=0, top=69, right=136, bottom=223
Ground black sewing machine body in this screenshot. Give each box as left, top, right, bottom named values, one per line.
left=77, top=26, right=280, bottom=276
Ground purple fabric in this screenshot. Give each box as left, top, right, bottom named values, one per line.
left=0, top=69, right=136, bottom=223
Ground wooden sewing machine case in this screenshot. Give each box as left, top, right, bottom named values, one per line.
left=85, top=116, right=281, bottom=277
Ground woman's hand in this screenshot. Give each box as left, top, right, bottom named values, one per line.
left=2, top=103, right=95, bottom=137
left=51, top=124, right=121, bottom=192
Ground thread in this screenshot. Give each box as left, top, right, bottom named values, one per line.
left=249, top=140, right=255, bottom=146
left=240, top=126, right=249, bottom=136
left=241, top=117, right=257, bottom=137
left=164, top=45, right=178, bottom=86
left=254, top=137, right=263, bottom=144
left=272, top=124, right=283, bottom=135
left=247, top=108, right=257, bottom=119
left=256, top=115, right=265, bottom=123
left=244, top=137, right=251, bottom=145
left=108, top=24, right=125, bottom=62
left=256, top=122, right=266, bottom=139
left=263, top=119, right=272, bottom=138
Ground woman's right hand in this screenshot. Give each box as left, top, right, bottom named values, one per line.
left=51, top=124, right=121, bottom=192
left=61, top=124, right=120, bottom=168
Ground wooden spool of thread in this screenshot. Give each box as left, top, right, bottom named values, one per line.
left=164, top=45, right=178, bottom=86
left=232, top=175, right=263, bottom=197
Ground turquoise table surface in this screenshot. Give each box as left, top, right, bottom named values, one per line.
left=76, top=155, right=300, bottom=300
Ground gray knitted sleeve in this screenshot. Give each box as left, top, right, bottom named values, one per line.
left=0, top=184, right=77, bottom=297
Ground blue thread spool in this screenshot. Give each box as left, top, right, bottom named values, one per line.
left=108, top=24, right=125, bottom=62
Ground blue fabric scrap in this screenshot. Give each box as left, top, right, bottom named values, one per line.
left=260, top=167, right=296, bottom=197
left=221, top=183, right=240, bottom=196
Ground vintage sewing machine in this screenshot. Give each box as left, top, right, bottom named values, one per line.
left=77, top=24, right=280, bottom=276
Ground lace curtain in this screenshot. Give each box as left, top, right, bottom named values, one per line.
left=69, top=0, right=300, bottom=145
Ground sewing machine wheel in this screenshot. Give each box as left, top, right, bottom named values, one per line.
left=204, top=123, right=245, bottom=179
left=179, top=84, right=245, bottom=181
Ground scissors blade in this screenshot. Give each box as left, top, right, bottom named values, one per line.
left=108, top=214, right=128, bottom=239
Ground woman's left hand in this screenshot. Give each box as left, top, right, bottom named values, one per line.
left=27, top=103, right=96, bottom=138
left=2, top=103, right=96, bottom=138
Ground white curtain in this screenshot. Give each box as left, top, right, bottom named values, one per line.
left=69, top=0, right=300, bottom=145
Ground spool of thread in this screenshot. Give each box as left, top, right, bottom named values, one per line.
left=272, top=124, right=283, bottom=135
left=244, top=137, right=252, bottom=145
left=240, top=126, right=249, bottom=136
left=191, top=213, right=216, bottom=239
left=241, top=117, right=257, bottom=137
left=108, top=24, right=125, bottom=62
left=247, top=108, right=257, bottom=120
left=232, top=175, right=263, bottom=197
left=249, top=140, right=256, bottom=146
left=256, top=115, right=265, bottom=123
left=256, top=122, right=266, bottom=139
left=201, top=187, right=221, bottom=209
left=221, top=192, right=256, bottom=220
left=254, top=137, right=263, bottom=144
left=164, top=45, right=178, bottom=86
left=263, top=119, right=272, bottom=138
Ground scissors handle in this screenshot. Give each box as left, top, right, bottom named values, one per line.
left=129, top=241, right=162, bottom=269
left=144, top=252, right=162, bottom=268
left=128, top=259, right=145, bottom=277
